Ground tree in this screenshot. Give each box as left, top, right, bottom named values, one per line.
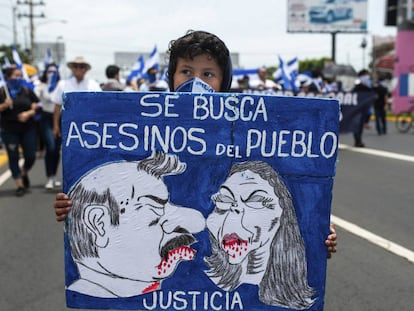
left=299, top=57, right=331, bottom=73
left=0, top=45, right=30, bottom=65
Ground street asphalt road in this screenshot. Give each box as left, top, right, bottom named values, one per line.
left=0, top=120, right=413, bottom=311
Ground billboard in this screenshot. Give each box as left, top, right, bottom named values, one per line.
left=287, top=0, right=368, bottom=33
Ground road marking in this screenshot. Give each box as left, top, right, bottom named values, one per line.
left=0, top=152, right=8, bottom=167
left=0, top=159, right=24, bottom=186
left=331, top=214, right=414, bottom=264
left=338, top=143, right=414, bottom=163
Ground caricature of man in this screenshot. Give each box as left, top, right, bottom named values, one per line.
left=205, top=161, right=315, bottom=309
left=66, top=152, right=205, bottom=298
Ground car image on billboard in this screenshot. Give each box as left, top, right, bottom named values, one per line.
left=309, top=0, right=353, bottom=23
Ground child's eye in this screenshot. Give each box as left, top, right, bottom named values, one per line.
left=181, top=69, right=192, bottom=76
left=203, top=72, right=214, bottom=78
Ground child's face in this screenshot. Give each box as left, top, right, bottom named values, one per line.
left=173, top=53, right=223, bottom=92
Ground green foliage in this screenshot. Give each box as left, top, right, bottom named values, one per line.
left=299, top=57, right=331, bottom=73
left=0, top=45, right=30, bottom=65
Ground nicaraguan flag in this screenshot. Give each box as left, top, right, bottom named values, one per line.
left=0, top=68, right=11, bottom=98
left=0, top=68, right=6, bottom=87
left=274, top=56, right=299, bottom=92
left=143, top=45, right=160, bottom=73
left=126, top=55, right=145, bottom=82
left=4, top=56, right=12, bottom=68
left=232, top=68, right=260, bottom=82
left=12, top=46, right=30, bottom=81
left=160, top=64, right=168, bottom=82
left=399, top=73, right=414, bottom=96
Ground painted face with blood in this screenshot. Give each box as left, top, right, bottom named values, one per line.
left=207, top=169, right=283, bottom=265
left=67, top=154, right=205, bottom=297
left=98, top=169, right=203, bottom=283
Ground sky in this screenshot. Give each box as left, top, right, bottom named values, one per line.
left=0, top=0, right=397, bottom=82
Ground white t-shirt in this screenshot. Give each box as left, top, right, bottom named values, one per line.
left=34, top=83, right=55, bottom=113
left=52, top=76, right=101, bottom=105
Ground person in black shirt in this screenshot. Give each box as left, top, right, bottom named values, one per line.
left=373, top=80, right=389, bottom=135
left=0, top=67, right=41, bottom=196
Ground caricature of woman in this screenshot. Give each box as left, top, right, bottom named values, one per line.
left=205, top=160, right=315, bottom=309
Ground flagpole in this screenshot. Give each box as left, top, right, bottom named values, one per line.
left=0, top=69, right=11, bottom=99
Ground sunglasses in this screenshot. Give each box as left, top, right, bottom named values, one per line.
left=72, top=64, right=87, bottom=69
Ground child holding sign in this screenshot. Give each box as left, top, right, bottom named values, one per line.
left=53, top=30, right=337, bottom=257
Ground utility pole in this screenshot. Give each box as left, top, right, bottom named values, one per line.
left=17, top=0, right=45, bottom=63
left=12, top=6, right=18, bottom=46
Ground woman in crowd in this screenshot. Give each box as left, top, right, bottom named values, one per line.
left=35, top=63, right=62, bottom=189
left=0, top=67, right=41, bottom=196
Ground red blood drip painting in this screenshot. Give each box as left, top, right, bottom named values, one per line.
left=222, top=233, right=249, bottom=258
left=157, top=246, right=195, bottom=277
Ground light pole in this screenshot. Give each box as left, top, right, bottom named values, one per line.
left=55, top=35, right=64, bottom=65
left=360, top=37, right=367, bottom=69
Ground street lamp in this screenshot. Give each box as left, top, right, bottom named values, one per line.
left=33, top=19, right=67, bottom=66
left=55, top=35, right=64, bottom=65
left=360, top=37, right=367, bottom=69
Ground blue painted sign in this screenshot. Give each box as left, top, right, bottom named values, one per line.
left=62, top=91, right=339, bottom=311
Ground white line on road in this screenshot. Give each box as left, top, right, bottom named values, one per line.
left=339, top=143, right=414, bottom=163
left=331, top=214, right=414, bottom=264
left=0, top=159, right=24, bottom=187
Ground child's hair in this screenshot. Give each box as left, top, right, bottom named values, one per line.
left=167, top=30, right=233, bottom=92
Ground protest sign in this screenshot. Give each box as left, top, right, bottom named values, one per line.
left=234, top=89, right=374, bottom=134
left=62, top=91, right=339, bottom=310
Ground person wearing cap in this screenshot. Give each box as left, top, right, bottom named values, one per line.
left=52, top=56, right=101, bottom=138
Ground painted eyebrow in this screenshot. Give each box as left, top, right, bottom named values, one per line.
left=219, top=185, right=236, bottom=200
left=131, top=185, right=135, bottom=199
left=137, top=195, right=168, bottom=205
left=241, top=189, right=269, bottom=203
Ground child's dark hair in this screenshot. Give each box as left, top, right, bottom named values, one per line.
left=167, top=30, right=232, bottom=92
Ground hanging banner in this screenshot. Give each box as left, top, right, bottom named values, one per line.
left=62, top=91, right=339, bottom=310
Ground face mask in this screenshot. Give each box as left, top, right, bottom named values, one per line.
left=7, top=78, right=25, bottom=90
left=7, top=78, right=25, bottom=98
left=359, top=75, right=372, bottom=88
left=47, top=72, right=55, bottom=82
left=48, top=72, right=59, bottom=93
left=175, top=77, right=215, bottom=93
left=147, top=73, right=157, bottom=83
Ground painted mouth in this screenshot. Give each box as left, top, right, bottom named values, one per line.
left=157, top=245, right=195, bottom=277
left=222, top=233, right=249, bottom=259
left=157, top=234, right=196, bottom=277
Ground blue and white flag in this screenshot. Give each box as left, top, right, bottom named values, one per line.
left=160, top=63, right=168, bottom=82
left=44, top=48, right=54, bottom=69
left=0, top=68, right=11, bottom=98
left=273, top=56, right=299, bottom=92
left=0, top=68, right=6, bottom=87
left=143, top=45, right=160, bottom=73
left=126, top=55, right=145, bottom=82
left=11, top=46, right=29, bottom=81
left=232, top=68, right=260, bottom=83
left=399, top=73, right=414, bottom=96
left=4, top=56, right=12, bottom=68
